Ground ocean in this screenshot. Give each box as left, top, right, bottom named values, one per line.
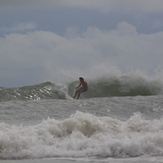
left=0, top=74, right=163, bottom=163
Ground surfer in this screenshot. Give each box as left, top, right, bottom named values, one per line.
left=73, top=77, right=88, bottom=99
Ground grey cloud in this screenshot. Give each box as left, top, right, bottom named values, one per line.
left=1, top=0, right=163, bottom=14
left=0, top=22, right=163, bottom=86
left=2, top=22, right=37, bottom=32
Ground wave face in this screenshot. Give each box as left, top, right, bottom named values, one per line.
left=0, top=82, right=65, bottom=101
left=0, top=75, right=163, bottom=101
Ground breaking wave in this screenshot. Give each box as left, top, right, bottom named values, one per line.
left=0, top=111, right=163, bottom=159
left=0, top=74, right=163, bottom=101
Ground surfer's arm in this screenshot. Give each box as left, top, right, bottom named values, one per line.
left=75, top=83, right=81, bottom=89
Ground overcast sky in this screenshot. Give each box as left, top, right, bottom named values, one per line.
left=0, top=0, right=163, bottom=87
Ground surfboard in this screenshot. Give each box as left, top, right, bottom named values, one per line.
left=65, top=94, right=74, bottom=100
left=69, top=96, right=74, bottom=100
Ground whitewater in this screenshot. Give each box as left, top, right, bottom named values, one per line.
left=0, top=74, right=163, bottom=163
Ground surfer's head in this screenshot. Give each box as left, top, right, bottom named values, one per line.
left=79, top=77, right=84, bottom=81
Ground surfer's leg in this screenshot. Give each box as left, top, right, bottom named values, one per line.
left=76, top=90, right=84, bottom=99
left=76, top=92, right=81, bottom=99
left=73, top=92, right=77, bottom=98
left=76, top=88, right=87, bottom=99
left=73, top=87, right=82, bottom=99
left=73, top=90, right=79, bottom=99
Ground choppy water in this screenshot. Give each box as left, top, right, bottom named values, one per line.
left=0, top=75, right=163, bottom=162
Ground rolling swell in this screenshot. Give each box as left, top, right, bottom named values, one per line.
left=0, top=82, right=65, bottom=102
left=0, top=75, right=163, bottom=101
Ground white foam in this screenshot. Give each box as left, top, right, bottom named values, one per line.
left=0, top=111, right=163, bottom=159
